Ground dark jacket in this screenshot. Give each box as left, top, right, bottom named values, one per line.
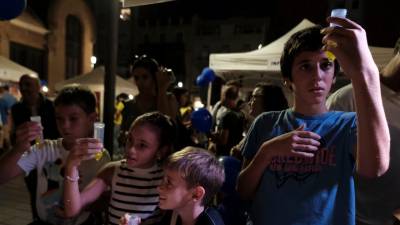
left=159, top=207, right=225, bottom=225
left=11, top=94, right=59, bottom=142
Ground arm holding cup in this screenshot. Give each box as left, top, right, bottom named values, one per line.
left=321, top=17, right=390, bottom=177
left=63, top=137, right=105, bottom=217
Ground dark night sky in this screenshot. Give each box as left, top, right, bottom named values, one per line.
left=26, top=0, right=400, bottom=47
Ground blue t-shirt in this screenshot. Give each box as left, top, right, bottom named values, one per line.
left=242, top=109, right=357, bottom=225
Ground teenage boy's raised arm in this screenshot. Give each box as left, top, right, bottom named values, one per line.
left=322, top=17, right=390, bottom=177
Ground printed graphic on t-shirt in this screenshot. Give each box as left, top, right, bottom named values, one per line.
left=268, top=138, right=336, bottom=188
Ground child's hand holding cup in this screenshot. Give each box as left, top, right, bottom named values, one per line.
left=119, top=213, right=141, bottom=225
left=66, top=138, right=103, bottom=169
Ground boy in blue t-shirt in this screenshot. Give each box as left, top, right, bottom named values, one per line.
left=237, top=17, right=390, bottom=225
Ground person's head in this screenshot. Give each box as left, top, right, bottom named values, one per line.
left=249, top=83, right=288, bottom=117
left=172, top=87, right=190, bottom=107
left=280, top=26, right=339, bottom=106
left=130, top=56, right=160, bottom=94
left=116, top=93, right=129, bottom=102
left=54, top=85, right=97, bottom=144
left=19, top=74, right=41, bottom=104
left=158, top=147, right=225, bottom=211
left=221, top=81, right=241, bottom=108
left=125, top=112, right=176, bottom=169
left=280, top=26, right=340, bottom=81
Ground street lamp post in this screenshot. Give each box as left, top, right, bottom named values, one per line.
left=101, top=0, right=119, bottom=157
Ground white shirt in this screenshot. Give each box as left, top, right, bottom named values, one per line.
left=327, top=83, right=400, bottom=225
left=17, top=138, right=110, bottom=225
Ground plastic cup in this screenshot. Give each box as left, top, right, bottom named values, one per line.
left=93, top=122, right=105, bottom=161
left=30, top=116, right=44, bottom=148
left=326, top=8, right=348, bottom=61
left=127, top=214, right=141, bottom=225
left=330, top=8, right=347, bottom=27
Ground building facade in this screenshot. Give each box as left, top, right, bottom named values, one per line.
left=0, top=0, right=95, bottom=95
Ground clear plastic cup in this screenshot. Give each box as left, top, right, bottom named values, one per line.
left=93, top=122, right=105, bottom=161
left=326, top=8, right=348, bottom=61
left=330, top=8, right=347, bottom=25
left=30, top=116, right=44, bottom=148
left=126, top=214, right=141, bottom=225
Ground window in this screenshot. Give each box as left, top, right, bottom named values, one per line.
left=65, top=15, right=82, bottom=79
left=10, top=42, right=47, bottom=81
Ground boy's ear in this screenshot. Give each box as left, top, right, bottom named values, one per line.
left=283, top=78, right=293, bottom=91
left=192, top=186, right=205, bottom=202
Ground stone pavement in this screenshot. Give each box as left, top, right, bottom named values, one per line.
left=0, top=176, right=32, bottom=225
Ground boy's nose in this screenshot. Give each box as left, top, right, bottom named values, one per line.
left=312, top=69, right=323, bottom=81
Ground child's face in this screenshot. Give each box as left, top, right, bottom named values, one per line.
left=125, top=123, right=160, bottom=169
left=55, top=104, right=96, bottom=144
left=157, top=168, right=194, bottom=210
left=288, top=51, right=335, bottom=106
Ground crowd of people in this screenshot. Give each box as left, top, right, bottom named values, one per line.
left=0, top=16, right=398, bottom=225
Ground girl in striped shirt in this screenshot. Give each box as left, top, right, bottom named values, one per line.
left=63, top=112, right=176, bottom=225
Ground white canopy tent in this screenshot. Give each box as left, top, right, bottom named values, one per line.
left=55, top=66, right=138, bottom=120
left=122, top=0, right=175, bottom=7
left=0, top=56, right=38, bottom=82
left=209, top=19, right=394, bottom=87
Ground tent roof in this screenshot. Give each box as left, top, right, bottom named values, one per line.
left=209, top=19, right=315, bottom=74
left=122, top=0, right=175, bottom=7
left=55, top=66, right=138, bottom=95
left=0, top=56, right=38, bottom=82
left=209, top=19, right=394, bottom=85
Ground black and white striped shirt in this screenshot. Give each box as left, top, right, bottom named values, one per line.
left=108, top=160, right=163, bottom=225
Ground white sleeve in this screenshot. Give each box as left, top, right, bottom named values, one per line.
left=17, top=147, right=40, bottom=175
left=326, top=84, right=356, bottom=112
left=17, top=140, right=61, bottom=176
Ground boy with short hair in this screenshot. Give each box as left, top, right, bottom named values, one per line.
left=138, top=147, right=225, bottom=225
left=237, top=17, right=390, bottom=225
left=0, top=85, right=110, bottom=225
left=158, top=147, right=225, bottom=225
